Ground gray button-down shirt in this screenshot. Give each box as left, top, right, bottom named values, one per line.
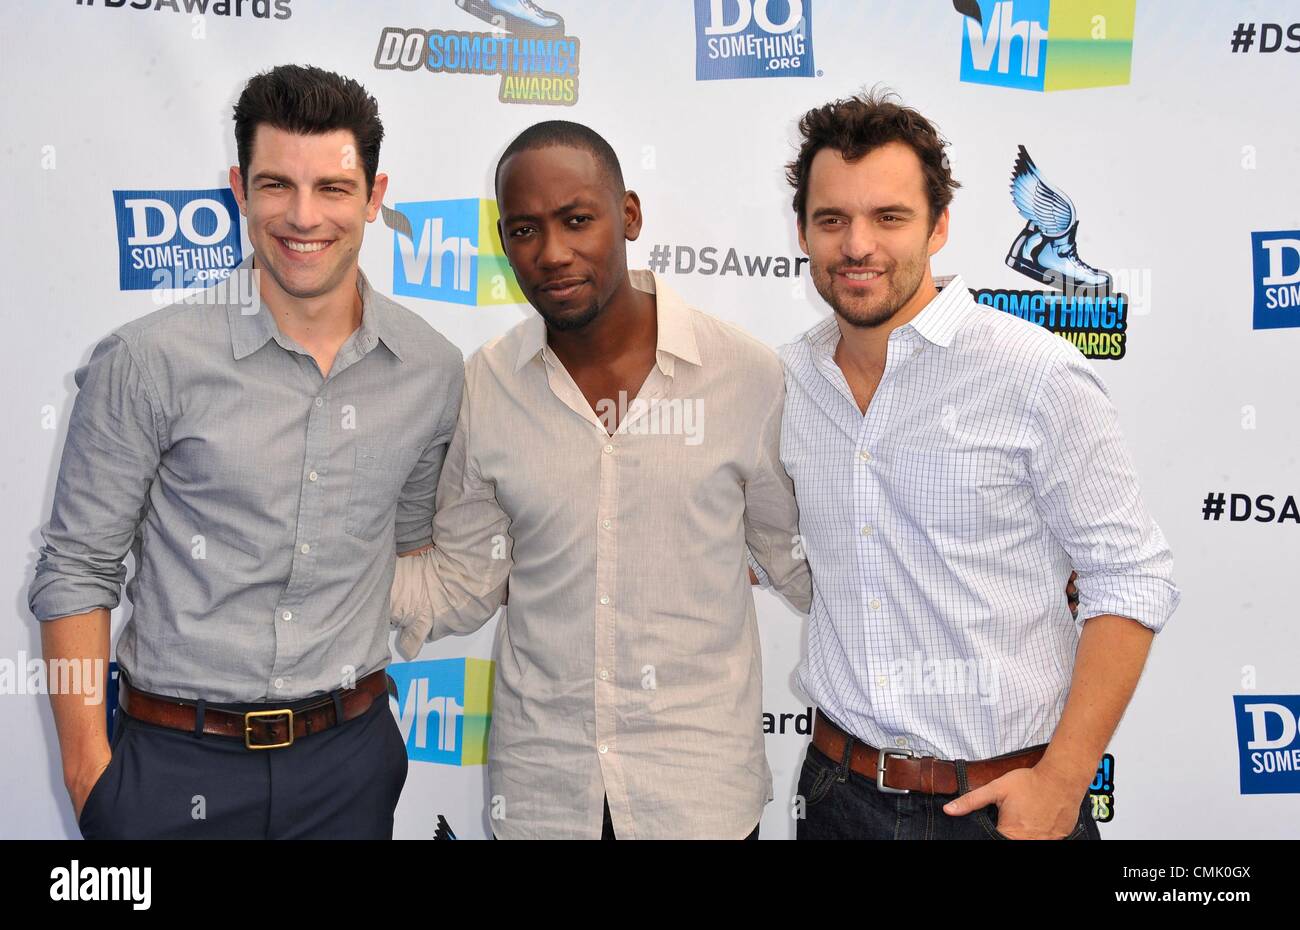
left=29, top=256, right=463, bottom=702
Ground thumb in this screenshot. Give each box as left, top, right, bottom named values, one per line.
left=943, top=779, right=1001, bottom=817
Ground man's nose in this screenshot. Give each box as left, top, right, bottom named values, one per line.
left=538, top=229, right=574, bottom=268
left=284, top=189, right=323, bottom=231
left=841, top=217, right=877, bottom=262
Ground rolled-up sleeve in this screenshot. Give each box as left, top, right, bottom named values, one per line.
left=29, top=334, right=164, bottom=622
left=743, top=380, right=811, bottom=614
left=394, top=354, right=464, bottom=554
left=1025, top=350, right=1180, bottom=632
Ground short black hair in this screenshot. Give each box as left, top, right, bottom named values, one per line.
left=494, top=120, right=625, bottom=200
left=233, top=64, right=384, bottom=195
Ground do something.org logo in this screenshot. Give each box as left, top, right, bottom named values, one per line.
left=695, top=0, right=816, bottom=81
left=954, top=0, right=1134, bottom=92
left=112, top=189, right=243, bottom=291
left=388, top=658, right=493, bottom=766
left=1251, top=231, right=1300, bottom=330
left=1234, top=695, right=1300, bottom=794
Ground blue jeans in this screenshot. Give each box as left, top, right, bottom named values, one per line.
left=795, top=743, right=1100, bottom=840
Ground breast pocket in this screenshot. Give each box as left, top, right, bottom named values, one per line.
left=346, top=444, right=420, bottom=541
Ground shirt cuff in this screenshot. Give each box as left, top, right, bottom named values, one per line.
left=29, top=579, right=121, bottom=623
left=747, top=550, right=771, bottom=587
left=1076, top=574, right=1182, bottom=633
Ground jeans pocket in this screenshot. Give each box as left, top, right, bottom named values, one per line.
left=1065, top=799, right=1098, bottom=840
left=797, top=747, right=838, bottom=808
left=978, top=801, right=1091, bottom=840
left=77, top=712, right=130, bottom=838
left=382, top=701, right=410, bottom=798
left=975, top=805, right=1010, bottom=841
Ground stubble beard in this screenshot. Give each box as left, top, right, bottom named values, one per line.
left=536, top=297, right=603, bottom=333
left=812, top=251, right=927, bottom=330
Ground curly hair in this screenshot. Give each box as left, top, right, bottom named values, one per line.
left=786, top=87, right=960, bottom=228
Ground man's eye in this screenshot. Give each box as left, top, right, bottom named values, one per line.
left=509, top=227, right=534, bottom=238
left=569, top=216, right=591, bottom=226
left=881, top=215, right=901, bottom=223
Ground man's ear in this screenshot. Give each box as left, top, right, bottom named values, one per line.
left=927, top=206, right=950, bottom=257
left=797, top=216, right=810, bottom=256
left=229, top=166, right=247, bottom=216
left=365, top=172, right=389, bottom=223
left=623, top=189, right=643, bottom=241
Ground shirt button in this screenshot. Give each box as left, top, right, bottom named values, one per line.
left=601, top=519, right=612, bottom=529
left=599, top=669, right=609, bottom=681
left=895, top=736, right=909, bottom=749
left=599, top=595, right=611, bottom=606
left=281, top=610, right=293, bottom=621
left=598, top=743, right=608, bottom=754
left=869, top=598, right=881, bottom=610
left=861, top=525, right=873, bottom=536
left=314, top=397, right=323, bottom=408
left=274, top=678, right=284, bottom=689
left=603, top=444, right=614, bottom=455
left=877, top=675, right=888, bottom=686
left=300, top=544, right=310, bottom=554
left=308, top=471, right=318, bottom=482
left=859, top=450, right=872, bottom=462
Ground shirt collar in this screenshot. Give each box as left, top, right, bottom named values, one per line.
left=226, top=253, right=403, bottom=362
left=803, top=273, right=975, bottom=356
left=907, top=274, right=974, bottom=348
left=513, top=269, right=703, bottom=374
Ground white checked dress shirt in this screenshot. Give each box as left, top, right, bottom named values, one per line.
left=391, top=271, right=810, bottom=838
left=779, top=275, right=1179, bottom=761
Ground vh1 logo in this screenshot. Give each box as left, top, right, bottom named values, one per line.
left=387, top=658, right=493, bottom=766
left=955, top=0, right=1135, bottom=92
left=388, top=198, right=524, bottom=307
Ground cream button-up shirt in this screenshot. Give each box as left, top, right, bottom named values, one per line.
left=392, top=271, right=809, bottom=838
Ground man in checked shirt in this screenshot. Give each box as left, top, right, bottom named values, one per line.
left=778, top=90, right=1180, bottom=840
left=390, top=121, right=811, bottom=839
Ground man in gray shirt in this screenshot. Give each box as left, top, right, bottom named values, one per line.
left=29, top=65, right=462, bottom=838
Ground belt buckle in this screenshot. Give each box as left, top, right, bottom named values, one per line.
left=877, top=746, right=913, bottom=795
left=244, top=708, right=294, bottom=750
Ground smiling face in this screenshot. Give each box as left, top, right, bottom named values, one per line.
left=496, top=145, right=639, bottom=332
left=798, top=141, right=948, bottom=330
left=229, top=124, right=387, bottom=303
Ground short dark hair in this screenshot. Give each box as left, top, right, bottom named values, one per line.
left=494, top=120, right=625, bottom=200
left=786, top=87, right=960, bottom=228
left=232, top=64, right=384, bottom=195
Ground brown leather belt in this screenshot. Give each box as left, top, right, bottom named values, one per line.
left=118, top=669, right=393, bottom=750
left=812, top=709, right=1046, bottom=795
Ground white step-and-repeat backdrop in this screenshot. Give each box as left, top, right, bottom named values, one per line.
left=3, top=0, right=1298, bottom=838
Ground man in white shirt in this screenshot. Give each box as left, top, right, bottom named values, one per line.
left=779, top=90, right=1180, bottom=840
left=391, top=121, right=810, bottom=838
